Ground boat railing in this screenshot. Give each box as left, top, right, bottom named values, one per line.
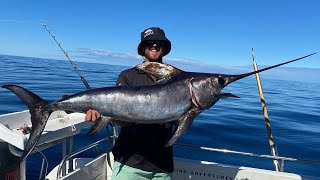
left=175, top=143, right=320, bottom=171
left=56, top=135, right=117, bottom=179
left=55, top=133, right=320, bottom=179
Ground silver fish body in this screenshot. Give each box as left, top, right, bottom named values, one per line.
left=51, top=79, right=192, bottom=123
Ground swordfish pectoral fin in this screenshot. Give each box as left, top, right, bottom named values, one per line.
left=135, top=62, right=184, bottom=80
left=219, top=92, right=240, bottom=98
left=165, top=108, right=203, bottom=147
left=86, top=116, right=116, bottom=171
left=86, top=116, right=113, bottom=136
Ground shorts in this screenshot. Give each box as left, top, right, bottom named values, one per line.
left=111, top=161, right=173, bottom=180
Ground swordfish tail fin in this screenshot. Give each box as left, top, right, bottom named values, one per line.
left=2, top=84, right=52, bottom=161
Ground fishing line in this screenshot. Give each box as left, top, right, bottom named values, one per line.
left=35, top=147, right=49, bottom=180
left=40, top=21, right=91, bottom=90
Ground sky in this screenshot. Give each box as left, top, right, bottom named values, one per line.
left=0, top=0, right=319, bottom=71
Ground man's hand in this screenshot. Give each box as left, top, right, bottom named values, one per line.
left=85, top=109, right=101, bottom=122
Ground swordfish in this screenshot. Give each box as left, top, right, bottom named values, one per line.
left=2, top=52, right=316, bottom=161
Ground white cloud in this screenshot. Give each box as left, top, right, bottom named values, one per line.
left=0, top=19, right=33, bottom=23
left=68, top=47, right=320, bottom=83
left=75, top=48, right=141, bottom=60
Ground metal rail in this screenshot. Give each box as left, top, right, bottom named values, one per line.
left=175, top=143, right=320, bottom=166
left=56, top=136, right=117, bottom=179
left=55, top=135, right=320, bottom=179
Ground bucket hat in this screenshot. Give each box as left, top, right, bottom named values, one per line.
left=137, top=27, right=171, bottom=56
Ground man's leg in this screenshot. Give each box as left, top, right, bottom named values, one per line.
left=111, top=161, right=153, bottom=180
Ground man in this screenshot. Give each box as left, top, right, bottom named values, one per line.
left=85, top=27, right=174, bottom=179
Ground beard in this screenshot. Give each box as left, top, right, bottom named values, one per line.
left=143, top=48, right=164, bottom=62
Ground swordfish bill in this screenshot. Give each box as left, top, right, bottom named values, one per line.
left=2, top=52, right=316, bottom=161
left=221, top=52, right=317, bottom=85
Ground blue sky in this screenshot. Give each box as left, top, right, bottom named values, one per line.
left=0, top=0, right=319, bottom=70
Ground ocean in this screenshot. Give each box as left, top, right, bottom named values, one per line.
left=0, top=55, right=319, bottom=179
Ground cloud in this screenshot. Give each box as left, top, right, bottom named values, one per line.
left=75, top=48, right=141, bottom=60
left=0, top=19, right=33, bottom=23
left=69, top=47, right=320, bottom=83
left=67, top=48, right=142, bottom=67
left=72, top=48, right=215, bottom=68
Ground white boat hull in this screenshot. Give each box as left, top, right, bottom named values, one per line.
left=46, top=153, right=316, bottom=180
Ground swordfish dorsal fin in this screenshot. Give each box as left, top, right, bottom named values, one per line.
left=135, top=62, right=184, bottom=80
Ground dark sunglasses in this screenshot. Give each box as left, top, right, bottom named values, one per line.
left=144, top=41, right=165, bottom=48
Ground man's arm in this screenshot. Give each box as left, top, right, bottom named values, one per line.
left=116, top=71, right=129, bottom=87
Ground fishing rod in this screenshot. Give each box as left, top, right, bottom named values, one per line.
left=252, top=48, right=280, bottom=171
left=40, top=22, right=91, bottom=90
left=41, top=22, right=117, bottom=170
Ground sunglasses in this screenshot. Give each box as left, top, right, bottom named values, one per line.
left=144, top=41, right=166, bottom=48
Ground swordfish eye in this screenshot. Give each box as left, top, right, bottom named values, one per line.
left=218, top=77, right=226, bottom=85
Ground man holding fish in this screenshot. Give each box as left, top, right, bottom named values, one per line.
left=3, top=25, right=315, bottom=180
left=85, top=27, right=174, bottom=179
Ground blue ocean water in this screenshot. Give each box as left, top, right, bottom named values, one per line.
left=0, top=55, right=319, bottom=178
